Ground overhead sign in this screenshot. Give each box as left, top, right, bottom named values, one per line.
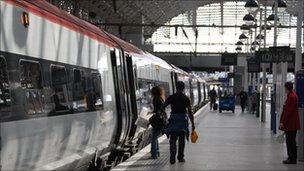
left=256, top=46, right=294, bottom=63
left=221, top=53, right=238, bottom=66
left=296, top=70, right=304, bottom=108
left=218, top=77, right=229, bottom=83
left=247, top=57, right=260, bottom=73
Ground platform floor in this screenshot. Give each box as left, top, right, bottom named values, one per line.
left=113, top=105, right=304, bottom=170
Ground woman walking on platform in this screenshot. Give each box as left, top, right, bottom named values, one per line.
left=150, top=86, right=165, bottom=159
left=162, top=81, right=195, bottom=164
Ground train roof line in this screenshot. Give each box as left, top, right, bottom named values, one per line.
left=5, top=0, right=131, bottom=52
left=5, top=0, right=191, bottom=72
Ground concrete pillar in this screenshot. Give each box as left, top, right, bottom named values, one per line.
left=229, top=66, right=234, bottom=86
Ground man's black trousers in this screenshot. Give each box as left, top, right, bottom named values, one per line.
left=170, top=131, right=185, bottom=161
left=285, top=131, right=297, bottom=161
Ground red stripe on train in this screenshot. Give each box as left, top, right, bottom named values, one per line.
left=4, top=0, right=122, bottom=50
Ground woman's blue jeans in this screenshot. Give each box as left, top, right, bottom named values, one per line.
left=151, top=128, right=160, bottom=157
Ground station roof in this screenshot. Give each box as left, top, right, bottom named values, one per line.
left=57, top=0, right=301, bottom=36
left=77, top=0, right=222, bottom=35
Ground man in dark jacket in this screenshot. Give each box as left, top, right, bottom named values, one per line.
left=279, top=82, right=301, bottom=164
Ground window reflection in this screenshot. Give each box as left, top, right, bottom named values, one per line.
left=0, top=56, right=11, bottom=117
left=20, top=60, right=44, bottom=115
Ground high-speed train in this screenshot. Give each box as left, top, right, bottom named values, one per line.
left=0, top=0, right=209, bottom=170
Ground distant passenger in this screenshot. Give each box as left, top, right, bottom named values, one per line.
left=279, top=82, right=301, bottom=164
left=208, top=87, right=217, bottom=110
left=149, top=86, right=166, bottom=159
left=238, top=88, right=248, bottom=113
left=161, top=81, right=195, bottom=164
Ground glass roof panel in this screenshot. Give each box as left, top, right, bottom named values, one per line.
left=151, top=1, right=301, bottom=53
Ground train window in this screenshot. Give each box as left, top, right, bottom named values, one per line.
left=92, top=73, right=103, bottom=109
left=0, top=56, right=11, bottom=117
left=72, top=69, right=85, bottom=101
left=20, top=60, right=42, bottom=89
left=51, top=65, right=70, bottom=113
left=19, top=60, right=44, bottom=114
left=71, top=69, right=86, bottom=112
left=136, top=79, right=154, bottom=113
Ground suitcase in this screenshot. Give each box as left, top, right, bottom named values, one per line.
left=213, top=103, right=218, bottom=110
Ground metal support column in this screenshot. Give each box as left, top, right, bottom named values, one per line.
left=261, top=0, right=267, bottom=123
left=295, top=0, right=304, bottom=161
left=271, top=0, right=278, bottom=132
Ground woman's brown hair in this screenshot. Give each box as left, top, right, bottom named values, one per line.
left=151, top=86, right=165, bottom=101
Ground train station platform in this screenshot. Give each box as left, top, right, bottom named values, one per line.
left=112, top=104, right=304, bottom=170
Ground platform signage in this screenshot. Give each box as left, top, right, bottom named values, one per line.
left=256, top=46, right=295, bottom=63
left=218, top=77, right=229, bottom=83
left=247, top=57, right=260, bottom=73
left=296, top=70, right=304, bottom=108
left=221, top=53, right=238, bottom=66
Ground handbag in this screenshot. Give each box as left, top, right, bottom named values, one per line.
left=191, top=130, right=198, bottom=143
left=149, top=113, right=166, bottom=130
left=276, top=132, right=285, bottom=144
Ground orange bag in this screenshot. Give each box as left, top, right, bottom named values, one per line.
left=191, top=130, right=198, bottom=143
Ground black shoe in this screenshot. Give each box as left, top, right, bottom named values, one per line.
left=178, top=158, right=186, bottom=163
left=150, top=156, right=158, bottom=159
left=170, top=158, right=176, bottom=164
left=283, top=159, right=297, bottom=164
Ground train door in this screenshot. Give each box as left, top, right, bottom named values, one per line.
left=198, top=81, right=202, bottom=105
left=125, top=55, right=138, bottom=141
left=110, top=49, right=131, bottom=147
left=171, top=71, right=177, bottom=93
left=189, top=78, right=194, bottom=106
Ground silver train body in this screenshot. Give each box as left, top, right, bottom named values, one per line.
left=0, top=1, right=209, bottom=170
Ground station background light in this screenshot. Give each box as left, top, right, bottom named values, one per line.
left=240, top=24, right=251, bottom=34
left=256, top=34, right=265, bottom=40
left=245, top=0, right=259, bottom=14
left=277, top=0, right=287, bottom=12
left=243, top=13, right=255, bottom=25
left=239, top=33, right=249, bottom=42
left=267, top=14, right=278, bottom=25
left=236, top=46, right=242, bottom=53
left=236, top=41, right=244, bottom=48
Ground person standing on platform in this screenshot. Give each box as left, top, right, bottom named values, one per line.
left=279, top=82, right=301, bottom=164
left=150, top=86, right=165, bottom=159
left=162, top=81, right=195, bottom=164
left=208, top=87, right=217, bottom=110
left=238, top=88, right=248, bottom=113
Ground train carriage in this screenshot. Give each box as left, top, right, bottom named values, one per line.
left=0, top=0, right=209, bottom=170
